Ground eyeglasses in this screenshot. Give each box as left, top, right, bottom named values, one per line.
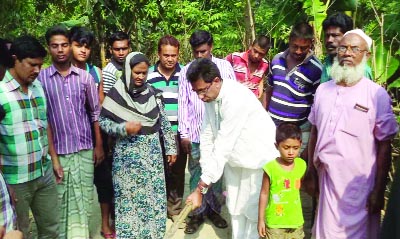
left=193, top=83, right=212, bottom=96
left=337, top=46, right=368, bottom=54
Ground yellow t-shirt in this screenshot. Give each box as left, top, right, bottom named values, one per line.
left=263, top=157, right=306, bottom=228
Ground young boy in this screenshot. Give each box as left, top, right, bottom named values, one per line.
left=258, top=122, right=306, bottom=239
left=69, top=26, right=104, bottom=102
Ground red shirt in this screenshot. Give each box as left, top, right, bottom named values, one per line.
left=226, top=50, right=269, bottom=97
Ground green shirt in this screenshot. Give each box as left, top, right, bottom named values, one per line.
left=0, top=71, right=50, bottom=184
left=263, top=157, right=306, bottom=228
left=147, top=62, right=182, bottom=133
left=321, top=55, right=374, bottom=83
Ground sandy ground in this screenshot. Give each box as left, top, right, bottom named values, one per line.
left=30, top=168, right=231, bottom=239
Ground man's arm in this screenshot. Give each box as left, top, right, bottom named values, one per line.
left=85, top=74, right=104, bottom=166
left=258, top=172, right=270, bottom=238
left=263, top=85, right=273, bottom=110
left=201, top=98, right=250, bottom=185
left=96, top=66, right=105, bottom=104
left=92, top=121, right=104, bottom=166
left=367, top=139, right=391, bottom=214
left=177, top=66, right=192, bottom=154
left=367, top=88, right=399, bottom=213
left=257, top=80, right=264, bottom=99
left=47, top=122, right=63, bottom=183
left=185, top=108, right=213, bottom=209
left=303, top=125, right=318, bottom=196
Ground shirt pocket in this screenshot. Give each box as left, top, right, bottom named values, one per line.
left=340, top=108, right=369, bottom=137
left=70, top=82, right=87, bottom=103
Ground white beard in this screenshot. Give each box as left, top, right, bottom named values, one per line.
left=331, top=56, right=367, bottom=85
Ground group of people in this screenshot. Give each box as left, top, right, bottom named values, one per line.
left=0, top=11, right=398, bottom=239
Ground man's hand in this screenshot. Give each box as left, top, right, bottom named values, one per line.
left=93, top=145, right=105, bottom=167
left=3, top=230, right=23, bottom=239
left=185, top=188, right=203, bottom=210
left=367, top=189, right=384, bottom=214
left=303, top=168, right=318, bottom=197
left=0, top=225, right=5, bottom=239
left=258, top=219, right=266, bottom=238
left=180, top=138, right=192, bottom=154
left=52, top=157, right=64, bottom=184
left=167, top=155, right=177, bottom=166
left=125, top=121, right=142, bottom=135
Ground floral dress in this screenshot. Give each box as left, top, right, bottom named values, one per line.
left=99, top=100, right=176, bottom=239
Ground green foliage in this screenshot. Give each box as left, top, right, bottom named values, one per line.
left=1, top=0, right=399, bottom=88
left=372, top=42, right=400, bottom=84
left=356, top=0, right=400, bottom=87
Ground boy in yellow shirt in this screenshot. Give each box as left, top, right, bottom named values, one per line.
left=258, top=123, right=306, bottom=239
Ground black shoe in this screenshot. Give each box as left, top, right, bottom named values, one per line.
left=207, top=211, right=228, bottom=228
left=184, top=215, right=204, bottom=234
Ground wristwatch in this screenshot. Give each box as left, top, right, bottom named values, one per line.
left=197, top=182, right=209, bottom=195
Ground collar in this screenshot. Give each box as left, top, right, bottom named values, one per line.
left=48, top=64, right=80, bottom=77
left=2, top=70, right=39, bottom=93
left=243, top=50, right=250, bottom=63
left=280, top=49, right=315, bottom=65
left=111, top=58, right=123, bottom=71
left=324, top=55, right=334, bottom=65
left=215, top=78, right=228, bottom=102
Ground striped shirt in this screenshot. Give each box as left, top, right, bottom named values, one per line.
left=38, top=65, right=100, bottom=155
left=226, top=50, right=269, bottom=97
left=102, top=59, right=123, bottom=94
left=178, top=56, right=236, bottom=143
left=0, top=71, right=50, bottom=184
left=267, top=50, right=322, bottom=125
left=147, top=62, right=182, bottom=133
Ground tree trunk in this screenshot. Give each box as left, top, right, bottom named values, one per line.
left=244, top=0, right=255, bottom=49
left=100, top=42, right=107, bottom=68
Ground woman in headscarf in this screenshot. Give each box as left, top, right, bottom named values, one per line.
left=99, top=52, right=177, bottom=239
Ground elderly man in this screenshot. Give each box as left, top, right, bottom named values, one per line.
left=186, top=58, right=278, bottom=239
left=306, top=29, right=398, bottom=239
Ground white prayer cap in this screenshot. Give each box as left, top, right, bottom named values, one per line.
left=343, top=29, right=373, bottom=50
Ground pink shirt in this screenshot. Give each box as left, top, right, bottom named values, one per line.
left=226, top=50, right=268, bottom=97
left=308, top=78, right=398, bottom=239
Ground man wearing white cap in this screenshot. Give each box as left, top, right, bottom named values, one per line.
left=305, top=29, right=398, bottom=239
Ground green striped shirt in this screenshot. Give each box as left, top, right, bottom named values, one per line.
left=0, top=71, right=50, bottom=184
left=147, top=62, right=182, bottom=133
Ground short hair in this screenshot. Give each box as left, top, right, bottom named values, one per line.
left=186, top=58, right=221, bottom=83
left=189, top=30, right=213, bottom=48
left=322, top=12, right=354, bottom=34
left=289, top=22, right=314, bottom=41
left=69, top=26, right=95, bottom=47
left=252, top=35, right=271, bottom=50
left=0, top=38, right=13, bottom=68
left=9, top=36, right=47, bottom=65
left=276, top=122, right=302, bottom=144
left=158, top=35, right=180, bottom=52
left=45, top=24, right=69, bottom=45
left=108, top=31, right=130, bottom=47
